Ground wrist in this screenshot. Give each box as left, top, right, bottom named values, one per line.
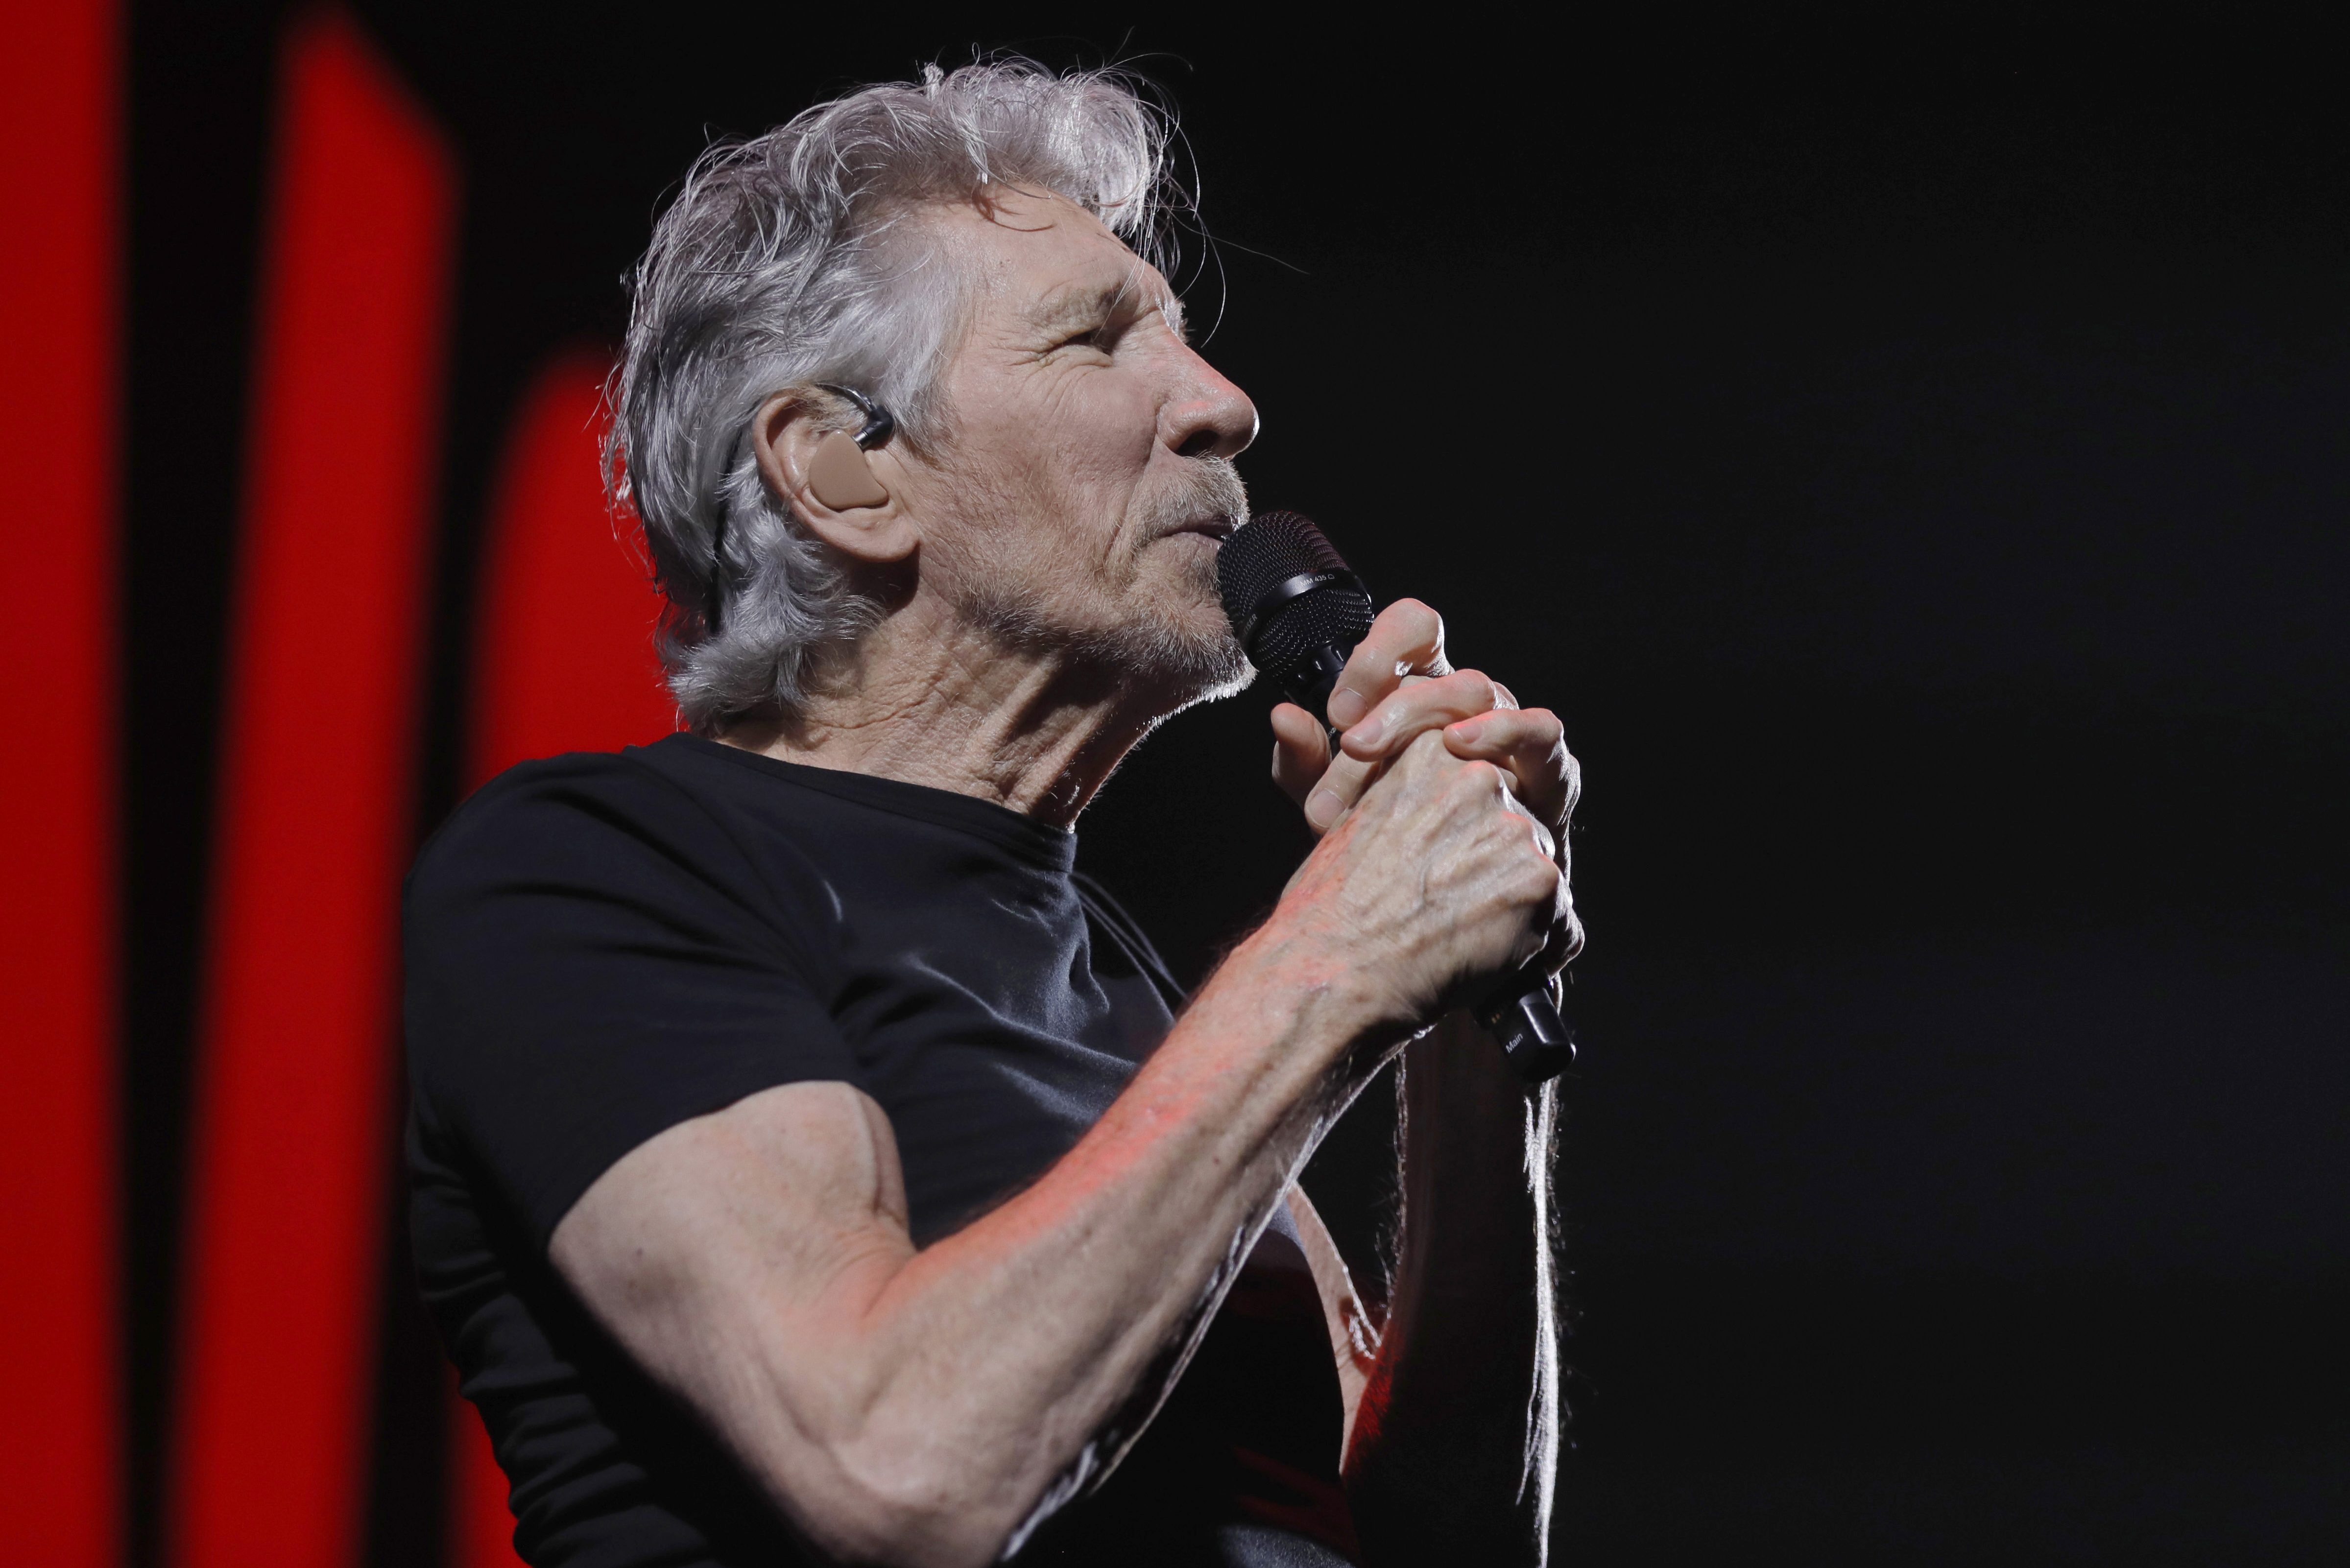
left=1217, top=914, right=1407, bottom=1063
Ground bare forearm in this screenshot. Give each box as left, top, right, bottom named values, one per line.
left=1346, top=1012, right=1560, bottom=1567
left=866, top=936, right=1375, bottom=1479
left=665, top=929, right=1388, bottom=1564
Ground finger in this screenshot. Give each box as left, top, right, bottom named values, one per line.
left=1302, top=747, right=1381, bottom=834
left=1302, top=683, right=1459, bottom=830
left=1338, top=667, right=1503, bottom=764
left=1269, top=702, right=1331, bottom=807
left=1309, top=669, right=1487, bottom=832
left=1493, top=774, right=1560, bottom=863
left=1439, top=707, right=1573, bottom=827
left=1490, top=788, right=1578, bottom=976
left=1539, top=892, right=1585, bottom=974
left=1325, top=598, right=1449, bottom=731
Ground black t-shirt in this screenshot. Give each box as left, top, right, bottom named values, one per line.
left=404, top=734, right=1358, bottom=1567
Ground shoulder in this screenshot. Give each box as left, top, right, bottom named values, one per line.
left=408, top=743, right=733, bottom=909
left=404, top=738, right=852, bottom=994
left=402, top=744, right=814, bottom=990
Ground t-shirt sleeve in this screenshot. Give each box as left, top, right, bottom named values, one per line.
left=403, top=752, right=855, bottom=1250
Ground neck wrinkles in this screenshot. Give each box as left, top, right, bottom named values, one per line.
left=718, top=596, right=1168, bottom=830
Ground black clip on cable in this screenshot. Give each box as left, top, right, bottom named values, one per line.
left=1476, top=976, right=1577, bottom=1084
left=812, top=383, right=897, bottom=449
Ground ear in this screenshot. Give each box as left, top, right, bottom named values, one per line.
left=748, top=391, right=916, bottom=564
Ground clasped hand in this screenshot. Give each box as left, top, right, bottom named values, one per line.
left=1268, top=599, right=1583, bottom=1019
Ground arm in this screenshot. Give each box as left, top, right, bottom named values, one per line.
left=548, top=732, right=1564, bottom=1568
left=1268, top=598, right=1581, bottom=1565
left=1348, top=1018, right=1560, bottom=1564
left=1282, top=1184, right=1380, bottom=1443
left=1283, top=1032, right=1560, bottom=1568
left=1282, top=1033, right=1559, bottom=1568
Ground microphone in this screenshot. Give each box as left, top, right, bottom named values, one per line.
left=1218, top=511, right=1578, bottom=1085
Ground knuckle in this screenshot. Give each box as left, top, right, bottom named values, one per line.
left=1455, top=757, right=1506, bottom=793
left=1388, top=736, right=1439, bottom=784
left=1392, top=596, right=1440, bottom=636
left=1452, top=669, right=1497, bottom=711
left=1410, top=726, right=1456, bottom=762
left=1381, top=598, right=1445, bottom=663
left=1514, top=852, right=1561, bottom=903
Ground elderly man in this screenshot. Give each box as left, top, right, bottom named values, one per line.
left=406, top=62, right=1581, bottom=1568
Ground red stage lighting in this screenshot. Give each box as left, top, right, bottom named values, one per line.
left=169, top=15, right=456, bottom=1568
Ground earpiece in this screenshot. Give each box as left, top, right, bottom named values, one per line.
left=719, top=383, right=903, bottom=630
left=802, top=382, right=897, bottom=512
left=806, top=430, right=889, bottom=509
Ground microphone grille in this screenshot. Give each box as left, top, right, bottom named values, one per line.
left=1217, top=510, right=1374, bottom=685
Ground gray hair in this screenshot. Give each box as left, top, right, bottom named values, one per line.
left=607, top=59, right=1185, bottom=731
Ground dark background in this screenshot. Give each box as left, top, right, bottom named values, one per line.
left=128, top=5, right=2348, bottom=1562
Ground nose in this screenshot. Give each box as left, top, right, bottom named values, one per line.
left=1161, top=344, right=1258, bottom=461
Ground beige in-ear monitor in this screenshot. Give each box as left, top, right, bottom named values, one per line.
left=804, top=382, right=896, bottom=511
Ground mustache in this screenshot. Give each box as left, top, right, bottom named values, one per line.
left=1143, top=454, right=1250, bottom=536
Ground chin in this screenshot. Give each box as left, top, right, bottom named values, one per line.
left=1159, top=640, right=1257, bottom=713
left=964, top=548, right=1254, bottom=711
left=1097, top=607, right=1254, bottom=713
left=1139, top=563, right=1255, bottom=702
left=1047, top=549, right=1235, bottom=704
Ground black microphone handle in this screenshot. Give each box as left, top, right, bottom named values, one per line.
left=1277, top=665, right=1577, bottom=1086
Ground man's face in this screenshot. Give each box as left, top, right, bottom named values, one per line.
left=901, top=188, right=1260, bottom=705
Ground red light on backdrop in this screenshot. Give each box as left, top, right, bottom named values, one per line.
left=0, top=0, right=121, bottom=1561
left=468, top=350, right=676, bottom=790
left=447, top=1374, right=525, bottom=1568
left=168, top=13, right=456, bottom=1568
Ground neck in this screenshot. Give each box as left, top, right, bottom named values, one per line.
left=717, top=594, right=1167, bottom=830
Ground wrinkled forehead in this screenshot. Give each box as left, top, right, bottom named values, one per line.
left=914, top=187, right=1182, bottom=337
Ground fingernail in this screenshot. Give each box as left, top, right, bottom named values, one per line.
left=1345, top=712, right=1385, bottom=750
left=1305, top=786, right=1342, bottom=830
left=1327, top=689, right=1368, bottom=728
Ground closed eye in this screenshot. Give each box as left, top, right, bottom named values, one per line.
left=1053, top=321, right=1120, bottom=356
left=1039, top=286, right=1172, bottom=358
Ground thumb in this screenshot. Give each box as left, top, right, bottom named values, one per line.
left=1270, top=702, right=1330, bottom=808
